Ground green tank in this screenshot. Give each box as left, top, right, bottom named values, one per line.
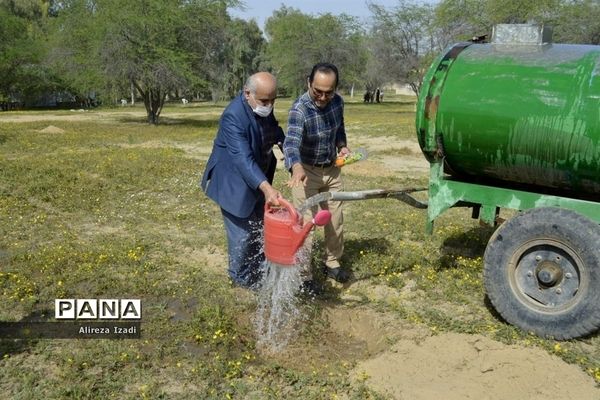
left=416, top=39, right=600, bottom=197
left=413, top=26, right=600, bottom=340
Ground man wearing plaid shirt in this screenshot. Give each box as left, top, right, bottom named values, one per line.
left=283, top=62, right=351, bottom=288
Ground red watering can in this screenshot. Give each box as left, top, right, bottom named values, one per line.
left=264, top=198, right=331, bottom=266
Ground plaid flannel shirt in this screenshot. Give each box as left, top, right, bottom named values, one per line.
left=283, top=91, right=347, bottom=169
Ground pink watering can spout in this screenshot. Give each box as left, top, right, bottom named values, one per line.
left=291, top=209, right=332, bottom=253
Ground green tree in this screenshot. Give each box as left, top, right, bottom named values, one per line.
left=433, top=0, right=490, bottom=43
left=51, top=0, right=238, bottom=124
left=554, top=0, right=600, bottom=44
left=264, top=6, right=368, bottom=96
left=0, top=0, right=57, bottom=104
left=221, top=18, right=266, bottom=99
left=434, top=0, right=562, bottom=43
left=177, top=0, right=239, bottom=103
left=485, top=0, right=561, bottom=24
left=335, top=14, right=369, bottom=98
left=45, top=0, right=103, bottom=105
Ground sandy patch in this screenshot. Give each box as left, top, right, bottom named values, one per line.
left=380, top=154, right=429, bottom=174
left=340, top=136, right=429, bottom=178
left=343, top=155, right=429, bottom=178
left=264, top=306, right=426, bottom=370
left=354, top=332, right=599, bottom=400
left=38, top=125, right=66, bottom=134
left=177, top=245, right=228, bottom=277
left=323, top=307, right=427, bottom=356
left=0, top=109, right=222, bottom=123
left=352, top=136, right=422, bottom=154
left=1, top=113, right=100, bottom=123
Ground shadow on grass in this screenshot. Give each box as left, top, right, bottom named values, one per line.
left=0, top=338, right=32, bottom=356
left=345, top=237, right=391, bottom=260
left=437, top=225, right=496, bottom=271
left=0, top=309, right=53, bottom=356
left=314, top=237, right=417, bottom=301
left=344, top=237, right=400, bottom=281
left=483, top=295, right=509, bottom=324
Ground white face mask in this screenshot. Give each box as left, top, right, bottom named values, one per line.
left=250, top=93, right=273, bottom=117
left=253, top=104, right=272, bottom=117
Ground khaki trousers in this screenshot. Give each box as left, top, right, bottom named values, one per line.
left=291, top=164, right=344, bottom=277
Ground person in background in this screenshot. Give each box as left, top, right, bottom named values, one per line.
left=201, top=72, right=284, bottom=289
left=284, top=62, right=351, bottom=292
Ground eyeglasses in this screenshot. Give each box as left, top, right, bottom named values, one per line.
left=310, top=85, right=335, bottom=99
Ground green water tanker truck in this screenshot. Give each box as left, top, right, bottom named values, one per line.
left=416, top=24, right=600, bottom=340
left=302, top=24, right=599, bottom=339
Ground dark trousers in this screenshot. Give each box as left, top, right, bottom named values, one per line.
left=221, top=203, right=265, bottom=288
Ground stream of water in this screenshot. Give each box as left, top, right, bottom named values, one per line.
left=255, top=260, right=302, bottom=352
left=254, top=243, right=313, bottom=352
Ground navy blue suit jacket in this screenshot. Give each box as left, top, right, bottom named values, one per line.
left=201, top=94, right=285, bottom=218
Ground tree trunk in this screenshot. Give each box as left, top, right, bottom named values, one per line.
left=146, top=88, right=162, bottom=124
left=409, top=82, right=420, bottom=97
left=132, top=81, right=165, bottom=125
left=147, top=107, right=158, bottom=124
left=130, top=81, right=135, bottom=106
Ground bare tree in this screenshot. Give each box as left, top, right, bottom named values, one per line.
left=368, top=0, right=443, bottom=96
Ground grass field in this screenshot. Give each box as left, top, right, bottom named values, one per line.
left=0, top=97, right=599, bottom=398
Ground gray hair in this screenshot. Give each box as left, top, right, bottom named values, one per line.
left=244, top=72, right=277, bottom=94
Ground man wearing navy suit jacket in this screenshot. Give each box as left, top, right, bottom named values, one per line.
left=201, top=72, right=285, bottom=289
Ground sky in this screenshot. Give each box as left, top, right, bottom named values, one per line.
left=228, top=0, right=405, bottom=31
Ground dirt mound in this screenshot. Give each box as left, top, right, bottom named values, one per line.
left=38, top=125, right=65, bottom=134
left=353, top=332, right=599, bottom=400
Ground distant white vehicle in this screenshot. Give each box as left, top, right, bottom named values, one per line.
left=182, top=98, right=189, bottom=105
left=120, top=99, right=127, bottom=106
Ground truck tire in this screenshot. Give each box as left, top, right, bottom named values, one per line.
left=484, top=207, right=600, bottom=339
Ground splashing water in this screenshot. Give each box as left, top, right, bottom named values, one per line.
left=255, top=244, right=312, bottom=352
left=255, top=261, right=302, bottom=352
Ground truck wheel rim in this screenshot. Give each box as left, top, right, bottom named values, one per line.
left=508, top=238, right=586, bottom=313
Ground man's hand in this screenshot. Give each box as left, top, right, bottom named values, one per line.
left=338, top=146, right=351, bottom=157
left=287, top=163, right=307, bottom=187
left=259, top=181, right=281, bottom=206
